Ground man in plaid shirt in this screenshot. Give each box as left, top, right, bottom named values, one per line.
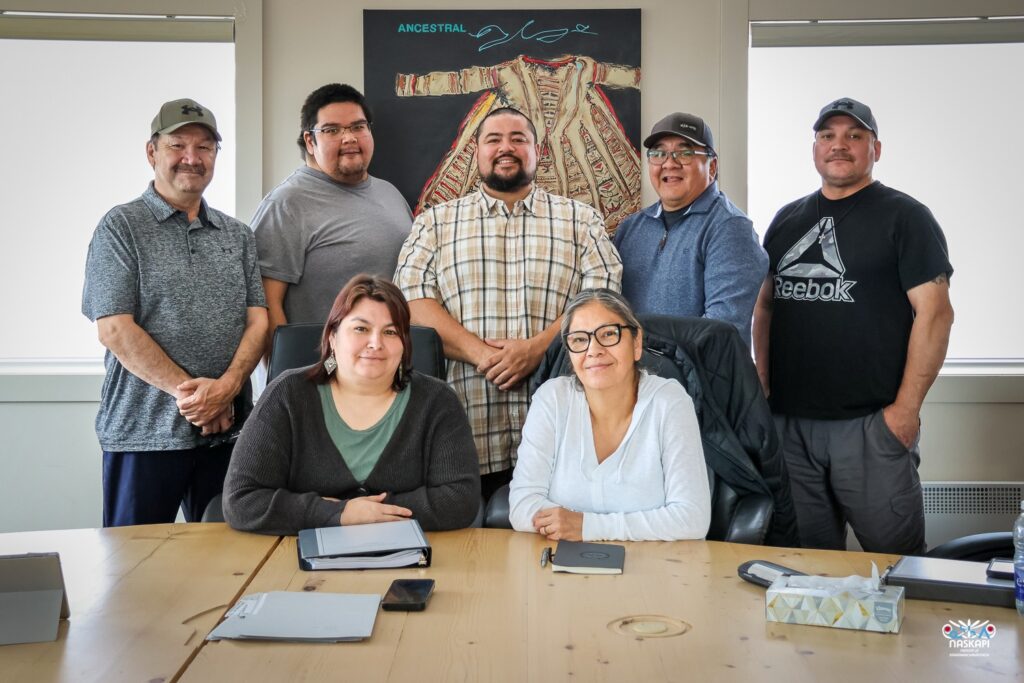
left=396, top=107, right=622, bottom=497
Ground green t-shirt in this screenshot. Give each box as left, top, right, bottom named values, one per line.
left=317, top=383, right=411, bottom=483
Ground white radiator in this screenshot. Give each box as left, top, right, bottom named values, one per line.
left=922, top=481, right=1023, bottom=550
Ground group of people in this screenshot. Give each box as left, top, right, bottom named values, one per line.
left=81, top=84, right=952, bottom=555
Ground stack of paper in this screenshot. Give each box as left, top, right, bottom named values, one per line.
left=207, top=592, right=380, bottom=643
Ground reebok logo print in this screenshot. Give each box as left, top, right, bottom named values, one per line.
left=774, top=217, right=856, bottom=303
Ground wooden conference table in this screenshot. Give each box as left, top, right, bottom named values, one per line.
left=0, top=525, right=1018, bottom=682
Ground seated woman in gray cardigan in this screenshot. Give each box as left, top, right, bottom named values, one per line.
left=223, top=274, right=480, bottom=535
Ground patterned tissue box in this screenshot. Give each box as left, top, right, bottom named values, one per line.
left=766, top=575, right=904, bottom=633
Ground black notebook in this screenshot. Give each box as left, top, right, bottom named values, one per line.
left=552, top=541, right=625, bottom=575
left=297, top=519, right=432, bottom=571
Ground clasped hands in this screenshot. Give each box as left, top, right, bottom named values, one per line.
left=175, top=376, right=237, bottom=436
left=533, top=506, right=583, bottom=541
left=476, top=337, right=542, bottom=391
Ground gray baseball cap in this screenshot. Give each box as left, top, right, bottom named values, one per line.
left=813, top=98, right=877, bottom=137
left=150, top=98, right=221, bottom=141
left=643, top=112, right=716, bottom=155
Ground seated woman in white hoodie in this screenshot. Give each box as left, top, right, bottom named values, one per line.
left=509, top=289, right=711, bottom=542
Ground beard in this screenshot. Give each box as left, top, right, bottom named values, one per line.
left=482, top=162, right=533, bottom=193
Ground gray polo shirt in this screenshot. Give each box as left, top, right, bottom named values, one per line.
left=82, top=183, right=266, bottom=451
left=252, top=167, right=412, bottom=325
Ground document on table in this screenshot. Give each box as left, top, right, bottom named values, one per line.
left=298, top=519, right=431, bottom=570
left=207, top=591, right=381, bottom=643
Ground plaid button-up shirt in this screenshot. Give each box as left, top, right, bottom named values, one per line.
left=396, top=185, right=622, bottom=474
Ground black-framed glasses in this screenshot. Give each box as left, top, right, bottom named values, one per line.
left=646, top=148, right=714, bottom=165
left=308, top=121, right=372, bottom=138
left=563, top=323, right=637, bottom=353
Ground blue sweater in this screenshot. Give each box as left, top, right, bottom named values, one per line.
left=613, top=183, right=767, bottom=345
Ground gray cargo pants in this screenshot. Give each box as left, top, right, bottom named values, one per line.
left=774, top=409, right=926, bottom=555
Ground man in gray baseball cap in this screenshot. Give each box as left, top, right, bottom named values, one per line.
left=753, top=97, right=953, bottom=555
left=613, top=111, right=767, bottom=345
left=812, top=97, right=878, bottom=137
left=82, top=98, right=267, bottom=526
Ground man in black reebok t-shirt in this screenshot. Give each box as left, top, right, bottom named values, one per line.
left=752, top=98, right=954, bottom=554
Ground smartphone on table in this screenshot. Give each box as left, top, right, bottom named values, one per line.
left=985, top=557, right=1014, bottom=580
left=382, top=579, right=435, bottom=611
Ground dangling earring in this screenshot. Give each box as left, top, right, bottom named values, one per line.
left=395, top=365, right=405, bottom=384
left=324, top=353, right=338, bottom=375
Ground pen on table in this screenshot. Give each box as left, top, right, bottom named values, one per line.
left=540, top=546, right=552, bottom=568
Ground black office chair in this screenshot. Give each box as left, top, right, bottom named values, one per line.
left=266, top=322, right=321, bottom=382
left=409, top=326, right=446, bottom=380
left=706, top=474, right=773, bottom=544
left=925, top=532, right=1014, bottom=562
left=267, top=323, right=446, bottom=382
left=202, top=494, right=225, bottom=523
left=483, top=487, right=512, bottom=529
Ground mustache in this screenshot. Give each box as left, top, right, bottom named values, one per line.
left=174, top=163, right=206, bottom=174
left=826, top=154, right=853, bottom=162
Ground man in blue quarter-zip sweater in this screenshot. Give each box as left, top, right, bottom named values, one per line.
left=614, top=113, right=767, bottom=346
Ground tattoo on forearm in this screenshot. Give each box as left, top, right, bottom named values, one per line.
left=931, top=273, right=948, bottom=285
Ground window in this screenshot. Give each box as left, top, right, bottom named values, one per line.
left=749, top=19, right=1024, bottom=363
left=0, top=12, right=236, bottom=362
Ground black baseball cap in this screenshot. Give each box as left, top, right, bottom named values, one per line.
left=643, top=112, right=716, bottom=155
left=813, top=98, right=878, bottom=137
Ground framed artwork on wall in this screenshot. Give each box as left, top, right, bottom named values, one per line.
left=364, top=9, right=642, bottom=231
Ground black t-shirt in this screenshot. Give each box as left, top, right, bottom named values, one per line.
left=763, top=181, right=953, bottom=419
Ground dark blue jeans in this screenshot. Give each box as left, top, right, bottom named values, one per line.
left=102, top=444, right=233, bottom=527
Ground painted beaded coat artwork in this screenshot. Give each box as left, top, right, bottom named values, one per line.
left=365, top=9, right=641, bottom=231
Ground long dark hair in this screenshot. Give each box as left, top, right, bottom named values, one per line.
left=307, top=274, right=413, bottom=390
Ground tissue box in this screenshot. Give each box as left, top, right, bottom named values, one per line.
left=766, top=576, right=904, bottom=633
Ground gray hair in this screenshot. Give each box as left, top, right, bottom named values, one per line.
left=561, top=288, right=642, bottom=338
left=560, top=289, right=646, bottom=390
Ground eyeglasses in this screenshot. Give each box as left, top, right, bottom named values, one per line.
left=646, top=148, right=714, bottom=165
left=308, top=121, right=372, bottom=138
left=563, top=323, right=637, bottom=353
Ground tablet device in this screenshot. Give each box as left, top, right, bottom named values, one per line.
left=0, top=552, right=70, bottom=645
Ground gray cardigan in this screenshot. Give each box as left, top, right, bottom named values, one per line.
left=223, top=369, right=481, bottom=535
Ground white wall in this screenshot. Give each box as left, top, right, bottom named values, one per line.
left=1, top=0, right=1021, bottom=533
